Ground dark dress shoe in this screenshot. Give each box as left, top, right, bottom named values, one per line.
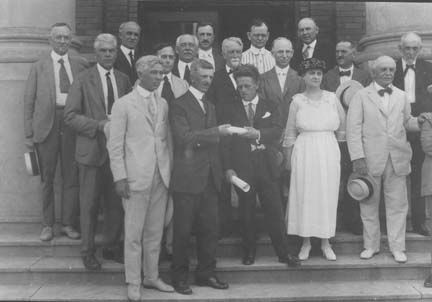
left=172, top=280, right=193, bottom=295
left=242, top=250, right=256, bottom=265
left=425, top=274, right=432, bottom=287
left=102, top=247, right=124, bottom=264
left=413, top=224, right=430, bottom=236
left=279, top=254, right=301, bottom=267
left=196, top=276, right=229, bottom=290
left=82, top=254, right=101, bottom=271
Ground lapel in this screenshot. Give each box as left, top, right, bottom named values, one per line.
left=118, top=50, right=133, bottom=73
left=253, top=98, right=266, bottom=125
left=394, top=60, right=404, bottom=89
left=365, top=84, right=387, bottom=117
left=415, top=59, right=426, bottom=92
left=89, top=66, right=107, bottom=114
left=131, top=88, right=155, bottom=127
left=43, top=56, right=56, bottom=105
left=186, top=90, right=206, bottom=118
left=113, top=69, right=125, bottom=97
left=235, top=99, right=249, bottom=125
left=283, top=68, right=299, bottom=96
left=69, top=56, right=80, bottom=78
left=222, top=68, right=236, bottom=91
left=352, top=67, right=362, bottom=82
left=268, top=68, right=283, bottom=99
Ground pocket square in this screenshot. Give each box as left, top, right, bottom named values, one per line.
left=262, top=112, right=271, bottom=119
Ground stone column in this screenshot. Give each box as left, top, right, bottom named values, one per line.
left=0, top=0, right=77, bottom=222
left=358, top=2, right=432, bottom=63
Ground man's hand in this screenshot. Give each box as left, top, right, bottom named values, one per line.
left=98, top=119, right=109, bottom=132
left=24, top=138, right=34, bottom=151
left=218, top=124, right=232, bottom=136
left=239, top=127, right=260, bottom=140
left=225, top=169, right=237, bottom=183
left=353, top=158, right=368, bottom=175
left=115, top=179, right=130, bottom=199
left=418, top=112, right=432, bottom=125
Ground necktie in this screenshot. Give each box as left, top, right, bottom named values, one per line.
left=339, top=70, right=351, bottom=77
left=148, top=93, right=157, bottom=123
left=404, top=64, right=415, bottom=76
left=303, top=45, right=311, bottom=60
left=228, top=69, right=234, bottom=74
left=184, top=65, right=191, bottom=85
left=58, top=58, right=71, bottom=93
left=246, top=102, right=254, bottom=126
left=106, top=72, right=114, bottom=114
left=161, top=76, right=174, bottom=103
left=128, top=51, right=134, bottom=66
left=378, top=86, right=393, bottom=97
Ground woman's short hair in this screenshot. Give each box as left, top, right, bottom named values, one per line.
left=298, top=58, right=326, bottom=76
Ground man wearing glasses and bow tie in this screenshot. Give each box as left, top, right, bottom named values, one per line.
left=394, top=32, right=432, bottom=237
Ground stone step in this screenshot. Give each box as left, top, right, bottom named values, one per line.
left=2, top=279, right=432, bottom=301
left=0, top=222, right=431, bottom=257
left=0, top=253, right=430, bottom=285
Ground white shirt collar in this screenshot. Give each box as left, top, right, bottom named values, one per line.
left=97, top=63, right=114, bottom=78
left=339, top=64, right=354, bottom=72
left=374, top=82, right=393, bottom=92
left=250, top=45, right=265, bottom=55
left=121, top=45, right=134, bottom=57
left=242, top=95, right=259, bottom=106
left=275, top=65, right=290, bottom=74
left=136, top=84, right=153, bottom=98
left=189, top=86, right=204, bottom=100
left=199, top=48, right=213, bottom=56
left=163, top=72, right=173, bottom=82
left=178, top=60, right=191, bottom=69
left=303, top=39, right=317, bottom=51
left=51, top=51, right=69, bottom=63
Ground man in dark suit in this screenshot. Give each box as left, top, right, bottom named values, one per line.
left=394, top=32, right=432, bottom=236
left=23, top=23, right=87, bottom=241
left=291, top=17, right=334, bottom=72
left=259, top=37, right=305, bottom=126
left=322, top=40, right=371, bottom=235
left=114, top=21, right=140, bottom=84
left=172, top=34, right=198, bottom=85
left=65, top=33, right=131, bottom=270
left=220, top=64, right=300, bottom=267
left=196, top=22, right=224, bottom=72
left=206, top=37, right=243, bottom=236
left=170, top=59, right=231, bottom=295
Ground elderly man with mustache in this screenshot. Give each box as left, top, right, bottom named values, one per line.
left=172, top=34, right=198, bottom=85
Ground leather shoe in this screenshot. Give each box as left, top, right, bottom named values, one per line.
left=360, top=249, right=379, bottom=260
left=392, top=251, right=407, bottom=263
left=424, top=274, right=432, bottom=287
left=102, top=247, right=124, bottom=264
left=242, top=250, right=255, bottom=265
left=127, top=283, right=141, bottom=301
left=60, top=225, right=80, bottom=240
left=82, top=254, right=101, bottom=271
left=279, top=253, right=301, bottom=267
left=196, top=276, right=229, bottom=290
left=40, top=226, right=54, bottom=241
left=173, top=280, right=192, bottom=295
left=142, top=278, right=174, bottom=292
left=413, top=223, right=430, bottom=236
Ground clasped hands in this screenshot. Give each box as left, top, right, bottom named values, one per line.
left=352, top=158, right=368, bottom=175
left=115, top=179, right=130, bottom=199
left=418, top=112, right=432, bottom=125
left=218, top=124, right=259, bottom=139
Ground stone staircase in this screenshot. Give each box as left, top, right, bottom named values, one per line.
left=1, top=222, right=432, bottom=301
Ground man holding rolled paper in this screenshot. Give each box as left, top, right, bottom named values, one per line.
left=220, top=64, right=300, bottom=267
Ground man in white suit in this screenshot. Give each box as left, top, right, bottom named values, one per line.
left=347, top=56, right=421, bottom=264
left=108, top=55, right=174, bottom=301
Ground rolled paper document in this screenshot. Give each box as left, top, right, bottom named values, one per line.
left=231, top=176, right=250, bottom=192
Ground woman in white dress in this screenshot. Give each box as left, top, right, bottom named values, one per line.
left=283, top=58, right=346, bottom=261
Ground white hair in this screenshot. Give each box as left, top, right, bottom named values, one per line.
left=221, top=37, right=243, bottom=54
left=94, top=33, right=117, bottom=50
left=135, top=55, right=162, bottom=74
left=175, top=34, right=198, bottom=47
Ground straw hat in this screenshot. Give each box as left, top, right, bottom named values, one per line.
left=347, top=172, right=376, bottom=201
left=335, top=80, right=364, bottom=108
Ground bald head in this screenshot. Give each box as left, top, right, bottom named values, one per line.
left=271, top=37, right=294, bottom=68
left=399, top=32, right=422, bottom=64
left=372, top=55, right=396, bottom=87
left=298, top=18, right=319, bottom=44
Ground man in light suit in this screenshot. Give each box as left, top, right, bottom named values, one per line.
left=65, top=33, right=131, bottom=270
left=172, top=34, right=198, bottom=85
left=196, top=22, right=224, bottom=71
left=346, top=56, right=421, bottom=264
left=24, top=23, right=88, bottom=241
left=259, top=37, right=305, bottom=126
left=393, top=32, right=432, bottom=236
left=170, top=59, right=231, bottom=295
left=291, top=18, right=334, bottom=72
left=322, top=40, right=371, bottom=235
left=108, top=56, right=174, bottom=301
left=155, top=42, right=188, bottom=104
left=114, top=21, right=141, bottom=84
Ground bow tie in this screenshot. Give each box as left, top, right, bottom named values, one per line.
left=404, top=64, right=415, bottom=76
left=228, top=69, right=234, bottom=74
left=378, top=86, right=393, bottom=96
left=339, top=70, right=351, bottom=77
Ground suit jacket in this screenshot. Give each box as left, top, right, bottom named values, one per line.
left=114, top=49, right=137, bottom=84
left=220, top=97, right=283, bottom=181
left=259, top=67, right=306, bottom=126
left=291, top=39, right=335, bottom=72
left=212, top=48, right=224, bottom=72
left=322, top=65, right=371, bottom=92
left=206, top=66, right=240, bottom=122
left=170, top=90, right=223, bottom=194
left=394, top=58, right=432, bottom=117
left=108, top=88, right=172, bottom=191
left=346, top=83, right=419, bottom=177
left=64, top=66, right=131, bottom=167
left=23, top=54, right=89, bottom=143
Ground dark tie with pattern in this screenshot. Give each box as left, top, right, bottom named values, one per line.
left=128, top=51, right=134, bottom=66
left=161, top=76, right=174, bottom=103
left=302, top=45, right=311, bottom=60
left=184, top=64, right=191, bottom=85
left=339, top=70, right=351, bottom=77
left=58, top=58, right=71, bottom=93
left=106, top=71, right=114, bottom=114
left=378, top=86, right=393, bottom=97
left=247, top=102, right=254, bottom=127
left=404, top=64, right=415, bottom=76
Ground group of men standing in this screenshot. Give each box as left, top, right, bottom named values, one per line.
left=23, top=14, right=432, bottom=300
